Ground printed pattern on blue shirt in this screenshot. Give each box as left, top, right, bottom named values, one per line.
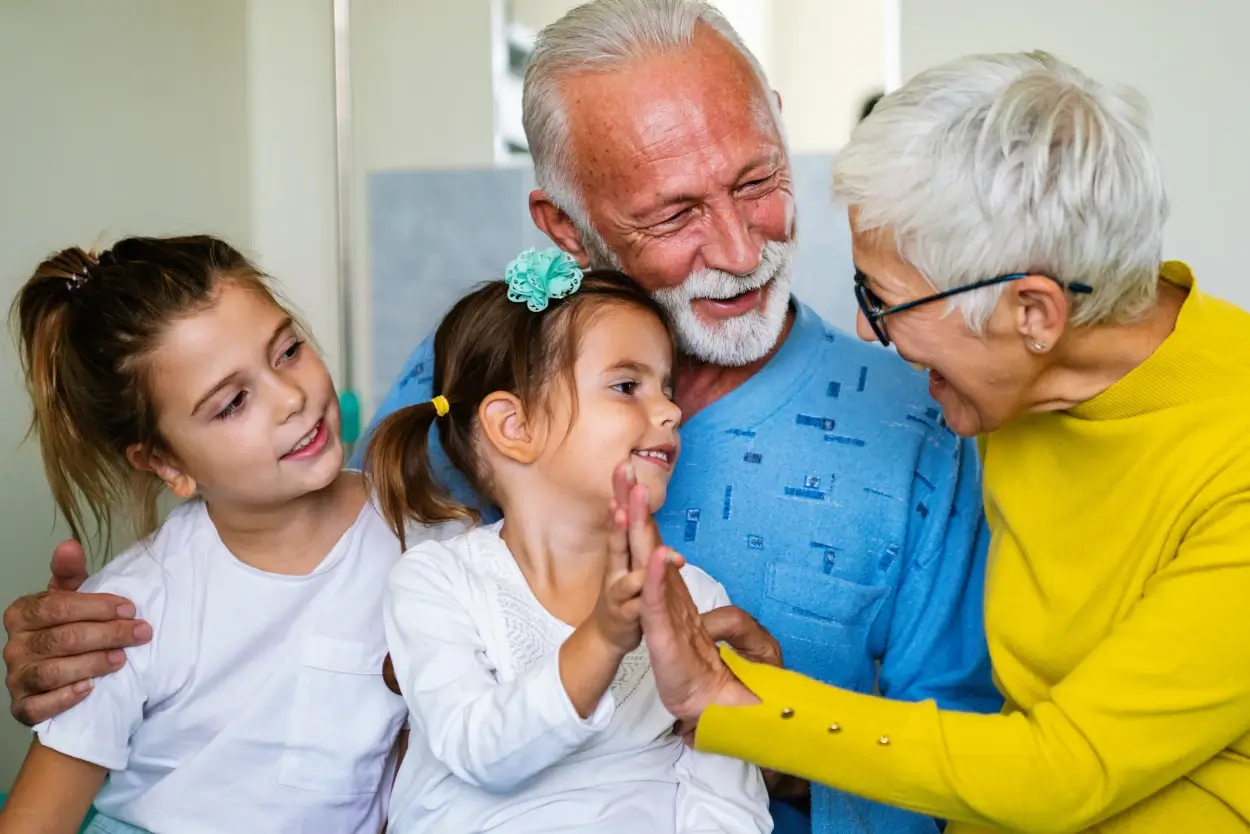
left=356, top=300, right=1002, bottom=834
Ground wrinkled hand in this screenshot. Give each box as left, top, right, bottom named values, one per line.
left=700, top=606, right=782, bottom=668
left=612, top=462, right=758, bottom=732
left=639, top=546, right=753, bottom=726
left=3, top=540, right=151, bottom=726
left=672, top=606, right=781, bottom=742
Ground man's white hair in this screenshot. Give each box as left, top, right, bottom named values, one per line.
left=833, top=51, right=1169, bottom=331
left=522, top=0, right=782, bottom=267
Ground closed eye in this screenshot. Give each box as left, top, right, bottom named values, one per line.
left=216, top=391, right=246, bottom=420
left=738, top=172, right=777, bottom=194
left=652, top=207, right=694, bottom=230
left=278, top=339, right=304, bottom=364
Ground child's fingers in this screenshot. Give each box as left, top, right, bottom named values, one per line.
left=626, top=483, right=660, bottom=572
left=617, top=598, right=640, bottom=625
left=606, top=505, right=629, bottom=577
left=609, top=566, right=647, bottom=602
left=612, top=462, right=635, bottom=515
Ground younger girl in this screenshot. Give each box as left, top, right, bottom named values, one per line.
left=0, top=237, right=408, bottom=834
left=366, top=249, right=772, bottom=833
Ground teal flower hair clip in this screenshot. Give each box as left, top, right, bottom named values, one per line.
left=505, top=247, right=583, bottom=312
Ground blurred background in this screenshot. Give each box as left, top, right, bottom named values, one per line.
left=1, top=0, right=1248, bottom=786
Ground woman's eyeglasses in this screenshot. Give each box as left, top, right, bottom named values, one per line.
left=853, top=270, right=1094, bottom=347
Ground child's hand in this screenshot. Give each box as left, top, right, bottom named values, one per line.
left=587, top=497, right=647, bottom=656
left=592, top=464, right=686, bottom=656
left=558, top=479, right=664, bottom=718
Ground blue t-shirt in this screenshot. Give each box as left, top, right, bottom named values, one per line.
left=357, top=300, right=1001, bottom=834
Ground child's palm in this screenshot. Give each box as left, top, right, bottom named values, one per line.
left=593, top=498, right=646, bottom=654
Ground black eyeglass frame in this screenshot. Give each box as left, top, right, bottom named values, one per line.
left=853, top=269, right=1094, bottom=347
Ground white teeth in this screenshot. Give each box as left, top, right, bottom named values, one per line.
left=634, top=450, right=669, bottom=462
left=289, top=423, right=319, bottom=454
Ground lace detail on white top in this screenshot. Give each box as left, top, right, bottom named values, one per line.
left=469, top=528, right=653, bottom=708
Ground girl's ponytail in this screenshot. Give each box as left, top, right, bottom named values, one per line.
left=11, top=235, right=281, bottom=557
left=365, top=401, right=473, bottom=549
left=13, top=247, right=123, bottom=547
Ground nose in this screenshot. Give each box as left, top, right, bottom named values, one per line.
left=655, top=393, right=682, bottom=430
left=273, top=373, right=306, bottom=423
left=703, top=203, right=763, bottom=276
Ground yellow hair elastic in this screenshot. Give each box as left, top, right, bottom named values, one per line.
left=430, top=395, right=450, bottom=417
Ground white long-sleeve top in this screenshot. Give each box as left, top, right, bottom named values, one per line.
left=384, top=521, right=772, bottom=834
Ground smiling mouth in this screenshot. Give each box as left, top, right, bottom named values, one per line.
left=282, top=419, right=324, bottom=458
left=632, top=444, right=677, bottom=469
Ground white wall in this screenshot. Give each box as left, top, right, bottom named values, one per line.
left=0, top=0, right=254, bottom=789
left=772, top=0, right=885, bottom=152
left=246, top=0, right=341, bottom=378
left=900, top=0, right=1250, bottom=310
left=347, top=1, right=500, bottom=409
left=509, top=0, right=579, bottom=32
left=504, top=0, right=887, bottom=157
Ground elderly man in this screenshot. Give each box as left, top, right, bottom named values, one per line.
left=2, top=2, right=998, bottom=832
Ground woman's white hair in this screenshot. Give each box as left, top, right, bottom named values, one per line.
left=833, top=51, right=1169, bottom=331
left=522, top=0, right=782, bottom=266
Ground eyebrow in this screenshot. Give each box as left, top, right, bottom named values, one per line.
left=607, top=359, right=673, bottom=387
left=190, top=316, right=294, bottom=416
left=732, top=148, right=783, bottom=184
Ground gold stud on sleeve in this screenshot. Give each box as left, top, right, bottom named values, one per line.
left=827, top=723, right=841, bottom=734
left=877, top=736, right=891, bottom=746
left=780, top=708, right=795, bottom=719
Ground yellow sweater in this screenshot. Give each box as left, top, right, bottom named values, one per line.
left=697, top=262, right=1250, bottom=832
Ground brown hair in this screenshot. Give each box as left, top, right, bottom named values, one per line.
left=12, top=235, right=282, bottom=556
left=365, top=270, right=673, bottom=547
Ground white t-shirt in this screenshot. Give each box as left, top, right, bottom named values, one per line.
left=384, top=522, right=773, bottom=834
left=35, top=499, right=413, bottom=834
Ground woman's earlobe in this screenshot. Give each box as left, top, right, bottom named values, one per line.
left=1014, top=276, right=1068, bottom=354
left=479, top=392, right=540, bottom=464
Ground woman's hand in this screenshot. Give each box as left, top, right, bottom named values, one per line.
left=609, top=461, right=761, bottom=729
left=700, top=606, right=782, bottom=668
left=639, top=547, right=757, bottom=726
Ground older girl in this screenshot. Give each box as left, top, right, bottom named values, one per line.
left=0, top=237, right=408, bottom=834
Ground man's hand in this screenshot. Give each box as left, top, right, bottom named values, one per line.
left=700, top=606, right=782, bottom=669
left=3, top=540, right=151, bottom=726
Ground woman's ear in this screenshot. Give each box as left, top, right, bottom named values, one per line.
left=478, top=392, right=541, bottom=465
left=1012, top=275, right=1070, bottom=354
left=126, top=444, right=197, bottom=499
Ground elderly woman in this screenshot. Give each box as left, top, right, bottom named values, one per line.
left=630, top=51, right=1250, bottom=832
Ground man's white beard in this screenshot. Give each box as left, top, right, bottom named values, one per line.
left=652, top=240, right=796, bottom=367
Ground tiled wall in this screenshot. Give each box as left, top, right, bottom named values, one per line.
left=369, top=154, right=859, bottom=403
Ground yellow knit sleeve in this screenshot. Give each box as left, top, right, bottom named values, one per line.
left=696, top=491, right=1250, bottom=831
